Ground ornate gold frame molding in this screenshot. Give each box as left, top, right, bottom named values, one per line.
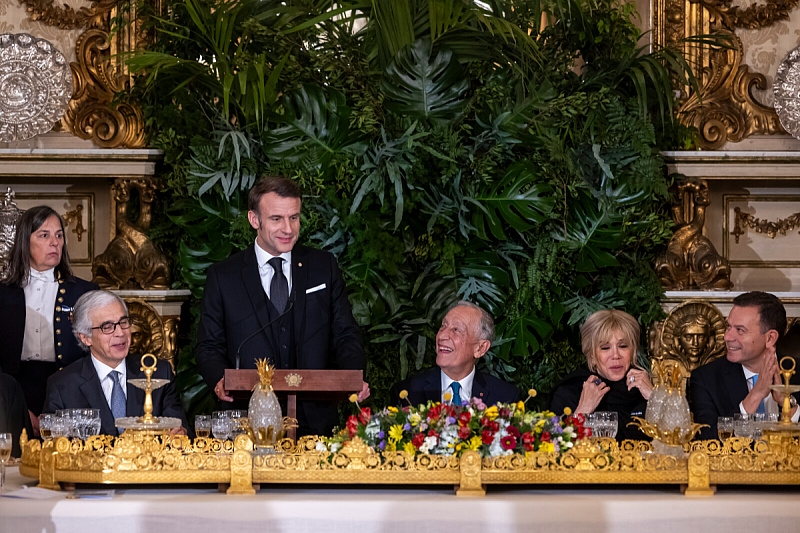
left=18, top=0, right=146, bottom=148
left=654, top=0, right=798, bottom=148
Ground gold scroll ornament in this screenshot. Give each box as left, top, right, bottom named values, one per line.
left=656, top=179, right=732, bottom=290
left=653, top=0, right=797, bottom=148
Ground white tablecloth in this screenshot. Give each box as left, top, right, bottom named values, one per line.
left=2, top=466, right=800, bottom=533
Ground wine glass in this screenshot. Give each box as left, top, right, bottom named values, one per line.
left=195, top=415, right=211, bottom=438
left=39, top=414, right=54, bottom=440
left=717, top=417, right=734, bottom=441
left=0, top=433, right=11, bottom=492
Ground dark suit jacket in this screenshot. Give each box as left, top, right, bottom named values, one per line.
left=42, top=354, right=187, bottom=436
left=390, top=367, right=522, bottom=408
left=0, top=276, right=98, bottom=375
left=196, top=244, right=364, bottom=435
left=690, top=355, right=800, bottom=440
left=0, top=372, right=33, bottom=457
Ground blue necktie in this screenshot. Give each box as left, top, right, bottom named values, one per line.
left=110, top=370, right=126, bottom=421
left=450, top=382, right=463, bottom=406
left=751, top=375, right=766, bottom=415
left=268, top=257, right=289, bottom=313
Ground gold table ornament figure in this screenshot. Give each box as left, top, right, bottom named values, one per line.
left=770, top=357, right=800, bottom=427
left=115, top=354, right=182, bottom=432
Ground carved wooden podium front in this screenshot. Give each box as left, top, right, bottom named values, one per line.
left=224, top=369, right=363, bottom=441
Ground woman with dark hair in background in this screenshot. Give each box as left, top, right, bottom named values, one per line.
left=0, top=206, right=97, bottom=434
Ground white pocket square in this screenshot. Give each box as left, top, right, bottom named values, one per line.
left=306, top=283, right=326, bottom=294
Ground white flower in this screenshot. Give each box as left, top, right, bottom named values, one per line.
left=420, top=436, right=438, bottom=454
left=315, top=441, right=329, bottom=452
left=330, top=442, right=342, bottom=453
left=365, top=419, right=381, bottom=438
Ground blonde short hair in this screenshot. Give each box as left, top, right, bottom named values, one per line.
left=580, top=309, right=640, bottom=373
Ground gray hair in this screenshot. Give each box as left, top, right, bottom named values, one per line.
left=450, top=300, right=495, bottom=342
left=72, top=290, right=129, bottom=351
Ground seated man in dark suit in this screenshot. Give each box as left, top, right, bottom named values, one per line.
left=43, top=290, right=187, bottom=436
left=691, top=291, right=800, bottom=440
left=391, top=301, right=521, bottom=407
left=0, top=372, right=33, bottom=457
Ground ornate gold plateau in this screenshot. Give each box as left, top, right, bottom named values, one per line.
left=19, top=431, right=800, bottom=497
left=654, top=0, right=794, bottom=148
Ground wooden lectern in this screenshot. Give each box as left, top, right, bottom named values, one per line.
left=224, top=369, right=363, bottom=441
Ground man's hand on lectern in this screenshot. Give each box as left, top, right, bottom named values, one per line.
left=214, top=377, right=234, bottom=402
left=357, top=381, right=371, bottom=402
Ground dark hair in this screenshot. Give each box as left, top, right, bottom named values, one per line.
left=732, top=291, right=787, bottom=338
left=248, top=176, right=302, bottom=217
left=3, top=206, right=73, bottom=287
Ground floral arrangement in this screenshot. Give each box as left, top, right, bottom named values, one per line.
left=318, top=392, right=591, bottom=458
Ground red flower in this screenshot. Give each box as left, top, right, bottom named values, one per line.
left=506, top=425, right=520, bottom=438
left=458, top=412, right=471, bottom=426
left=501, top=435, right=517, bottom=450
left=499, top=407, right=511, bottom=418
left=482, top=430, right=494, bottom=444
left=521, top=432, right=534, bottom=451
left=458, top=425, right=471, bottom=439
left=358, top=407, right=371, bottom=426
left=427, top=429, right=439, bottom=439
left=542, top=431, right=551, bottom=442
left=481, top=420, right=499, bottom=433
left=346, top=415, right=359, bottom=438
left=412, top=433, right=425, bottom=449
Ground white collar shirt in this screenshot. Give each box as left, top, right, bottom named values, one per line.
left=440, top=367, right=476, bottom=405
left=21, top=267, right=58, bottom=362
left=254, top=240, right=292, bottom=298
left=91, top=355, right=128, bottom=408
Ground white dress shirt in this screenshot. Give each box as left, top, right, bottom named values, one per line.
left=254, top=240, right=292, bottom=298
left=739, top=364, right=800, bottom=422
left=440, top=367, right=476, bottom=404
left=21, top=267, right=58, bottom=362
left=91, top=355, right=128, bottom=407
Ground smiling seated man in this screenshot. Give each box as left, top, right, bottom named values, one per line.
left=43, top=290, right=187, bottom=436
left=390, top=301, right=521, bottom=408
left=690, top=291, right=800, bottom=440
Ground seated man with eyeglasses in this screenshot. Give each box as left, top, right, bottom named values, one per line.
left=43, top=290, right=187, bottom=436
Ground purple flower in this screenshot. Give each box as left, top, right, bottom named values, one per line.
left=420, top=422, right=428, bottom=431
left=554, top=426, right=563, bottom=434
left=446, top=416, right=456, bottom=425
left=551, top=417, right=559, bottom=424
left=403, top=423, right=411, bottom=431
left=378, top=431, right=385, bottom=439
left=378, top=440, right=386, bottom=450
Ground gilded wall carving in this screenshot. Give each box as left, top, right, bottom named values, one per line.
left=655, top=0, right=800, bottom=148
left=2, top=0, right=146, bottom=147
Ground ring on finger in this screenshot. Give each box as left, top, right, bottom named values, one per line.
left=629, top=375, right=635, bottom=383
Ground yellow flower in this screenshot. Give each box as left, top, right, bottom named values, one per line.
left=386, top=441, right=396, bottom=452
left=484, top=406, right=498, bottom=420
left=540, top=442, right=555, bottom=453
left=388, top=425, right=404, bottom=441
left=399, top=390, right=409, bottom=399
left=409, top=413, right=421, bottom=426
left=349, top=394, right=358, bottom=403
left=563, top=407, right=572, bottom=416
left=466, top=436, right=482, bottom=450
left=403, top=442, right=416, bottom=455
left=516, top=401, right=525, bottom=413
left=444, top=392, right=452, bottom=402
left=528, top=389, right=537, bottom=398
left=387, top=406, right=399, bottom=413
left=456, top=443, right=462, bottom=451
left=535, top=419, right=546, bottom=428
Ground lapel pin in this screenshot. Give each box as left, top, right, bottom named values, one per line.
left=298, top=262, right=302, bottom=267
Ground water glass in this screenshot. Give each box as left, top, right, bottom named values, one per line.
left=212, top=411, right=231, bottom=441
left=717, top=416, right=734, bottom=441
left=734, top=413, right=754, bottom=439
left=594, top=412, right=618, bottom=438
left=195, top=415, right=212, bottom=438
left=81, top=409, right=102, bottom=438
left=228, top=410, right=248, bottom=438
left=0, top=433, right=11, bottom=492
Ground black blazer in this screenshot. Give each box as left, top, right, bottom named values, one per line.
left=390, top=366, right=522, bottom=408
left=196, top=244, right=364, bottom=435
left=0, top=372, right=33, bottom=457
left=0, top=276, right=98, bottom=375
left=42, top=354, right=187, bottom=436
left=690, top=355, right=800, bottom=440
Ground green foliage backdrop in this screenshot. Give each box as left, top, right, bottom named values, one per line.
left=127, top=0, right=693, bottom=419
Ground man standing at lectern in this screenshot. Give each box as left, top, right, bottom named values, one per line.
left=196, top=176, right=367, bottom=436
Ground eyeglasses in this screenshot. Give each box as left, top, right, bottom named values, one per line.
left=92, top=317, right=132, bottom=334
